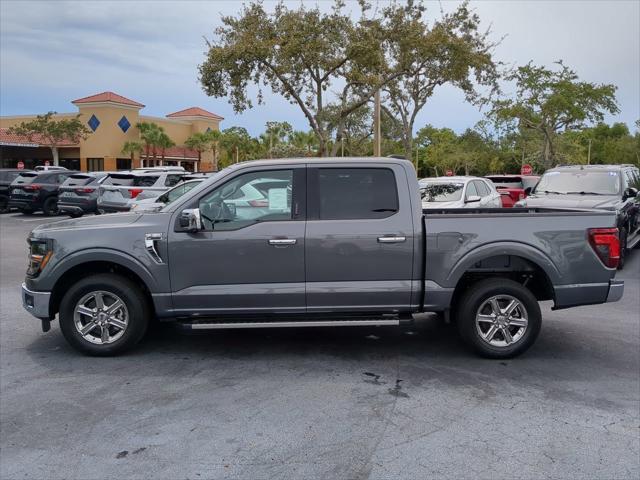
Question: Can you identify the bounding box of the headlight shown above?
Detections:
[27,238,53,277]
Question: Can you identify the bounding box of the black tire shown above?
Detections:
[20,208,34,215]
[59,273,150,356]
[0,196,9,213]
[69,211,83,218]
[618,228,627,270]
[42,197,59,216]
[456,278,541,359]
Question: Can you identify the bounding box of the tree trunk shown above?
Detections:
[235,146,239,163]
[212,145,218,171]
[51,147,59,167]
[542,129,556,169]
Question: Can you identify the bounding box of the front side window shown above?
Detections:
[475,180,490,197]
[199,169,293,231]
[465,181,478,199]
[317,168,398,219]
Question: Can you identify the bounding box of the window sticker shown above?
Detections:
[268,188,288,210]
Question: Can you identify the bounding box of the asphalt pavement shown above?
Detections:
[1,211,639,480]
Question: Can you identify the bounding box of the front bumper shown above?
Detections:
[21,283,52,319]
[606,279,624,303]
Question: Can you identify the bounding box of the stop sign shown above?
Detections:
[521,164,533,175]
[445,169,454,176]
[17,161,25,170]
[44,160,50,167]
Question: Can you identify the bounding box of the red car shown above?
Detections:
[485,175,540,207]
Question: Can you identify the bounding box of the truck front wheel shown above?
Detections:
[59,274,150,356]
[456,278,541,359]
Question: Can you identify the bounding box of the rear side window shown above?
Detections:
[165,174,182,187]
[316,168,398,220]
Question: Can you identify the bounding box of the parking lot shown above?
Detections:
[1,211,639,479]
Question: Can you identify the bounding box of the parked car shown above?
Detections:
[58,172,110,218]
[21,157,624,359]
[8,170,76,215]
[34,166,68,172]
[420,176,501,209]
[485,175,540,207]
[516,164,640,268]
[130,179,204,213]
[97,170,184,213]
[0,169,31,213]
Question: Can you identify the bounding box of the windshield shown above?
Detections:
[421,182,464,202]
[534,171,620,195]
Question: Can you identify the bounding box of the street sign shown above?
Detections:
[521,164,533,175]
[445,169,454,176]
[17,161,25,170]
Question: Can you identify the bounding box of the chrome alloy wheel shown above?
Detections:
[73,291,129,345]
[475,294,528,347]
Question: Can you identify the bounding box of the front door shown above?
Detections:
[305,164,416,313]
[168,166,306,316]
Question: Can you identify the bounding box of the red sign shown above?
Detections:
[17,161,25,170]
[445,169,454,176]
[521,164,533,175]
[44,160,50,167]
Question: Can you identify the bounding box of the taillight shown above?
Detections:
[588,228,620,269]
[248,199,268,207]
[129,188,143,198]
[24,184,42,191]
[75,188,95,194]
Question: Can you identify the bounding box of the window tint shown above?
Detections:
[317,168,398,220]
[199,170,293,231]
[465,181,478,198]
[165,174,182,187]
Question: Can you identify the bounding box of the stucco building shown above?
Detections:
[0,91,223,172]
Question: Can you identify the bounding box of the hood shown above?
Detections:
[31,213,143,236]
[523,194,619,210]
[422,200,464,209]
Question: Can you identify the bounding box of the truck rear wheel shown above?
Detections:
[456,278,541,359]
[59,274,149,356]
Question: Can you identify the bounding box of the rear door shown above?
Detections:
[305,163,415,313]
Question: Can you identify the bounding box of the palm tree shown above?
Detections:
[157,133,175,165]
[184,132,210,167]
[121,141,143,169]
[289,130,317,156]
[204,130,222,171]
[136,122,164,167]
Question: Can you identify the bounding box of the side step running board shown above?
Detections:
[179,319,403,330]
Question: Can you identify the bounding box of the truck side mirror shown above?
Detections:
[179,208,203,232]
[623,187,638,200]
[465,195,481,204]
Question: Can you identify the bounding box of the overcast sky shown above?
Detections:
[1,0,638,136]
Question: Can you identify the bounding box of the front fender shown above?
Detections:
[30,248,163,293]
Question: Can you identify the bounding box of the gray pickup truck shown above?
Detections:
[21,157,624,358]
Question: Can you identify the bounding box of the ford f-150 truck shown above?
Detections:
[21,158,624,358]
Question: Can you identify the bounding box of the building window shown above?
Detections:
[87,114,100,132]
[60,159,80,171]
[118,116,131,133]
[87,158,104,171]
[116,158,132,170]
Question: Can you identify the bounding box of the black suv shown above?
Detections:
[58,172,109,217]
[0,169,31,213]
[8,170,77,216]
[518,164,640,268]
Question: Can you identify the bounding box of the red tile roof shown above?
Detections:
[72,91,144,108]
[0,128,78,147]
[142,145,201,160]
[166,107,223,120]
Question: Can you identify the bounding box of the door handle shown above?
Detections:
[377,236,406,243]
[268,238,297,246]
